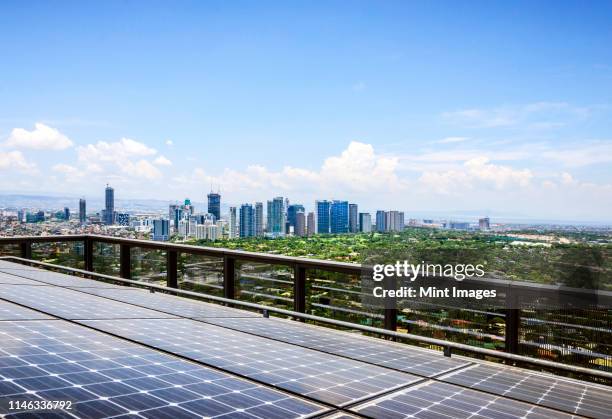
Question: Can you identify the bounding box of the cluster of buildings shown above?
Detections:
[2,185,494,242]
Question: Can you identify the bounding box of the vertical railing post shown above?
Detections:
[167,250,178,288]
[119,244,131,279]
[20,241,32,259]
[505,308,520,354]
[383,274,398,332]
[84,238,94,272]
[294,265,306,320]
[223,256,235,299]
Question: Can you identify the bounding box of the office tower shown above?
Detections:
[386,211,404,232]
[63,207,70,220]
[330,200,349,233]
[104,185,114,225]
[287,204,305,230]
[254,202,264,237]
[115,213,130,226]
[359,213,372,233]
[479,217,490,230]
[207,192,221,221]
[152,219,169,241]
[169,204,178,230]
[375,210,386,232]
[349,204,358,233]
[315,200,331,234]
[306,212,315,236]
[239,204,255,238]
[295,211,306,237]
[266,197,285,237]
[79,199,86,223]
[183,198,195,215]
[17,209,25,223]
[229,207,238,239]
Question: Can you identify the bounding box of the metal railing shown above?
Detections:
[0,234,610,377]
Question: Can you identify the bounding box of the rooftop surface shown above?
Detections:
[0,260,610,419]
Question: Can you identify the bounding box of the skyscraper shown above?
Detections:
[63,207,70,220]
[104,185,114,225]
[315,200,331,234]
[152,219,169,241]
[348,203,358,233]
[239,204,255,238]
[254,202,264,237]
[306,212,315,236]
[375,210,386,233]
[207,192,221,221]
[79,199,86,224]
[287,204,305,231]
[479,217,490,230]
[266,197,285,237]
[295,211,306,237]
[169,204,178,230]
[359,213,372,233]
[229,207,238,239]
[386,211,405,232]
[330,200,349,233]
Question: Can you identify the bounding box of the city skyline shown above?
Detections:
[0,2,611,221]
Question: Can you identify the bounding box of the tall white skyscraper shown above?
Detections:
[229,206,238,239]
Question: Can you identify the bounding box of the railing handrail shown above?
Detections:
[1,254,611,381]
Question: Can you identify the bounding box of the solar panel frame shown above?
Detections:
[0,320,330,418]
[0,267,130,289]
[79,318,423,407]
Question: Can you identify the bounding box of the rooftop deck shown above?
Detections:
[0,260,610,418]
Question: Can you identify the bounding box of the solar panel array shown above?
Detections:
[0,260,611,419]
[201,317,470,377]
[80,318,420,407]
[0,320,327,418]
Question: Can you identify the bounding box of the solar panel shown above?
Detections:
[0,267,128,289]
[0,285,178,320]
[351,380,575,419]
[0,320,329,418]
[0,300,54,321]
[201,317,471,377]
[70,287,260,319]
[0,271,45,286]
[439,363,612,418]
[79,318,421,406]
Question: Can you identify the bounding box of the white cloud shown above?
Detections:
[52,163,79,175]
[165,139,174,147]
[0,151,36,171]
[153,155,172,166]
[442,102,591,129]
[4,123,73,150]
[541,142,612,167]
[418,156,532,194]
[433,137,469,144]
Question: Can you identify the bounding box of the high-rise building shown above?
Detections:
[207,192,221,221]
[375,210,386,232]
[229,207,238,239]
[79,199,86,224]
[479,217,490,230]
[168,204,178,230]
[183,198,195,216]
[359,213,372,233]
[315,200,331,234]
[386,211,404,232]
[330,200,349,233]
[306,212,315,236]
[239,204,255,238]
[349,204,358,233]
[104,185,114,225]
[115,213,130,226]
[287,204,305,231]
[266,197,285,237]
[254,202,264,237]
[294,211,306,237]
[152,219,169,241]
[63,207,70,220]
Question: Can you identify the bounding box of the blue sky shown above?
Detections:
[0,1,611,221]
